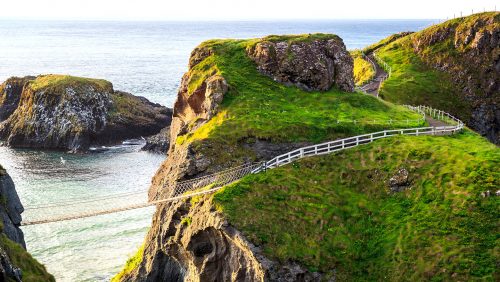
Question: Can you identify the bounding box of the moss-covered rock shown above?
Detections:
[0,75,172,152]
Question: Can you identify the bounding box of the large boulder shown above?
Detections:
[247,34,354,92]
[0,75,172,152]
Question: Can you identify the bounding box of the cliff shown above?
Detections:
[0,165,54,281]
[113,34,436,281]
[0,75,173,152]
[368,12,499,144]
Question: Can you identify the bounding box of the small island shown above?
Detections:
[0,75,172,152]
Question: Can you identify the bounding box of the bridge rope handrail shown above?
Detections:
[24,189,149,210]
[21,105,463,226]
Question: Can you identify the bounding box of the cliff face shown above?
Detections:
[0,75,172,152]
[0,76,34,122]
[0,171,24,248]
[117,35,355,281]
[0,166,54,281]
[411,12,499,144]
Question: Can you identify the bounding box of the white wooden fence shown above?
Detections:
[252,105,463,173]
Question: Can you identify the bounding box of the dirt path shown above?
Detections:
[359,53,388,97]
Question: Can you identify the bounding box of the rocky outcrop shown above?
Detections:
[120,196,325,282]
[142,126,171,154]
[0,166,54,282]
[0,171,24,248]
[247,35,354,92]
[410,13,500,144]
[118,38,332,281]
[0,75,172,152]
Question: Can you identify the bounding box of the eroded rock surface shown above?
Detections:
[0,170,24,248]
[0,75,172,152]
[121,196,326,282]
[247,35,354,92]
[0,168,25,282]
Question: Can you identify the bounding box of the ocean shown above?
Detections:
[0,19,436,281]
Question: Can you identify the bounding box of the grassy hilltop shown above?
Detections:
[177,35,423,147]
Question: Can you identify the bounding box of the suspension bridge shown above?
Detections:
[20,105,464,226]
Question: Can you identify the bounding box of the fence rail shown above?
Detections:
[253,105,463,172]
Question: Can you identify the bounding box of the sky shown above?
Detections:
[1,0,498,21]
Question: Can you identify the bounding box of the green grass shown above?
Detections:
[260,33,341,44]
[28,74,112,93]
[363,32,413,54]
[111,244,144,282]
[375,40,470,120]
[0,235,55,282]
[214,130,499,281]
[373,12,499,123]
[352,51,375,86]
[177,37,424,149]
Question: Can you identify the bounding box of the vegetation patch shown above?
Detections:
[214,131,499,281]
[375,39,469,120]
[0,235,55,282]
[28,74,112,93]
[111,244,144,282]
[352,51,375,86]
[259,33,341,44]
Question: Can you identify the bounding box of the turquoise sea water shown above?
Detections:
[0,19,436,281]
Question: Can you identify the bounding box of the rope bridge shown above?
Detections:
[21,105,464,226]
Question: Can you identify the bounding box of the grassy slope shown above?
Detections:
[369,13,499,122]
[214,131,499,281]
[0,235,55,282]
[352,51,375,86]
[178,35,423,148]
[375,41,469,119]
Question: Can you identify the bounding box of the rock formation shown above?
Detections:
[0,165,54,281]
[116,34,354,281]
[247,35,354,92]
[0,170,24,248]
[142,126,171,154]
[0,75,172,152]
